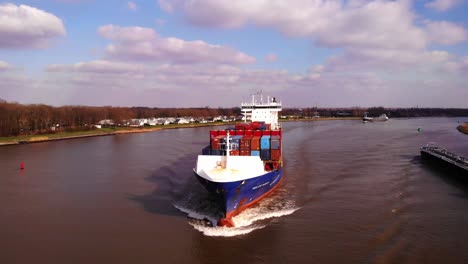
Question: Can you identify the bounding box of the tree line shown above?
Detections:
[1,100,467,137]
[0,101,239,137]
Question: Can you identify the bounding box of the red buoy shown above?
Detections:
[20,162,25,170]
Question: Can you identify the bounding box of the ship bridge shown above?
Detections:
[241,94,282,130]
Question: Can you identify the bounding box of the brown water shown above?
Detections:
[1,118,468,263]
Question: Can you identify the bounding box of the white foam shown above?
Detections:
[232,207,300,227]
[174,196,300,237]
[189,223,266,237]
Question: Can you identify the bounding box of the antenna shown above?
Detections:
[225,131,231,169]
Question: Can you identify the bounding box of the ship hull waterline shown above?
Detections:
[193,167,283,227]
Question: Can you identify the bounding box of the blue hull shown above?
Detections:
[194,167,283,218]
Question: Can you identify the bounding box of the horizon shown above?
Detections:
[2,96,468,110]
[0,1,467,108]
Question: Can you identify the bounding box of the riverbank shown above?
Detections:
[0,117,360,146]
[0,122,233,146]
[457,123,468,135]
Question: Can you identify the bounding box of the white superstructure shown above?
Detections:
[195,92,282,183]
[241,93,282,130]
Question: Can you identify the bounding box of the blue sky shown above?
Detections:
[0,0,467,107]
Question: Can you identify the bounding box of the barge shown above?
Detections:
[420,143,468,176]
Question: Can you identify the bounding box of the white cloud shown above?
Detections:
[0,61,13,71]
[97,24,255,64]
[0,3,66,49]
[440,55,468,74]
[98,24,156,42]
[159,0,427,51]
[157,0,468,98]
[127,1,137,11]
[0,52,463,107]
[158,0,468,67]
[425,0,462,11]
[46,60,147,74]
[425,21,467,45]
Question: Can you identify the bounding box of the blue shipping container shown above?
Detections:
[261,135,271,149]
[260,149,271,160]
[251,150,260,156]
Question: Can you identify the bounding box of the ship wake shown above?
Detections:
[173,189,299,237]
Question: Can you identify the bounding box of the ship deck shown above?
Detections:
[420,145,468,174]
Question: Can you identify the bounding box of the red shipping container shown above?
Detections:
[271,130,280,136]
[211,135,225,150]
[240,136,252,147]
[235,130,244,136]
[253,130,262,136]
[244,130,253,136]
[240,145,251,151]
[240,150,250,156]
[251,122,261,130]
[271,149,281,160]
[210,130,219,140]
[261,130,271,136]
[251,136,261,150]
[230,150,239,156]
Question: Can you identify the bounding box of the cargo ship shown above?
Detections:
[363,112,388,122]
[193,94,283,227]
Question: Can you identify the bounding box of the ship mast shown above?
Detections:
[225,130,231,169]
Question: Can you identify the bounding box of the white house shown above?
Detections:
[147,118,158,126]
[176,118,190,124]
[129,119,145,127]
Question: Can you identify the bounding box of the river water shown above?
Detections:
[1,118,468,263]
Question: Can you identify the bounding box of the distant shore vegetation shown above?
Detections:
[1,100,467,138]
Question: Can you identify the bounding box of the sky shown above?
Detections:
[0,0,467,108]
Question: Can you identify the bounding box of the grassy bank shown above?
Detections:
[0,117,361,146]
[0,128,117,145]
[457,123,468,135]
[0,122,233,145]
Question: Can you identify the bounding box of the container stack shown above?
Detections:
[240,136,252,156]
[251,136,261,156]
[206,129,282,161]
[260,135,271,160]
[229,135,241,156]
[270,135,281,161]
